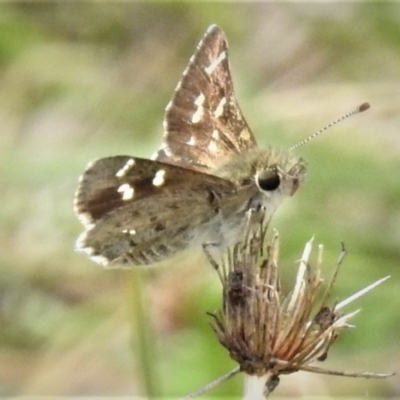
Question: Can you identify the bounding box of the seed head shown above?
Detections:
[206,211,393,396]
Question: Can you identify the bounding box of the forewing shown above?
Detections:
[154,25,257,172]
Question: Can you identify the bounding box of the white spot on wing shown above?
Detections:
[75,211,93,227]
[191,92,205,123]
[214,97,226,118]
[165,100,173,112]
[240,128,251,141]
[118,183,135,201]
[151,143,172,160]
[116,158,135,178]
[76,231,90,251]
[86,160,95,169]
[122,229,136,235]
[152,169,166,187]
[175,80,182,91]
[204,51,226,75]
[187,136,196,146]
[208,141,218,153]
[182,66,190,77]
[211,129,220,140]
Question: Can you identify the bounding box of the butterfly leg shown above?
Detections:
[202,242,222,270]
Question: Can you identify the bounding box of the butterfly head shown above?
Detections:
[255,155,306,198]
[253,149,306,203]
[214,148,306,215]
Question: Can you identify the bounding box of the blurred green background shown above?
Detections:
[0,3,399,398]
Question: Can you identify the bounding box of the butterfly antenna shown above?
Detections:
[289,102,370,151]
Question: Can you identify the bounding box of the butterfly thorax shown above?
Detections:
[195,148,307,249]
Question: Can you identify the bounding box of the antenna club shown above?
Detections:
[359,102,370,112]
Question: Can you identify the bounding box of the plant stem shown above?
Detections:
[243,374,271,400]
[130,269,159,398]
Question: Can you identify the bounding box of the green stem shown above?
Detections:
[130,269,159,398]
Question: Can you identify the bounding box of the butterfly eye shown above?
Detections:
[257,168,280,192]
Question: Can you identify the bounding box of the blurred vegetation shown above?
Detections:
[0,3,399,398]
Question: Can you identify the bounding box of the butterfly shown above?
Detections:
[74,24,306,267]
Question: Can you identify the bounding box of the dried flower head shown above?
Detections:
[205,211,393,398]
